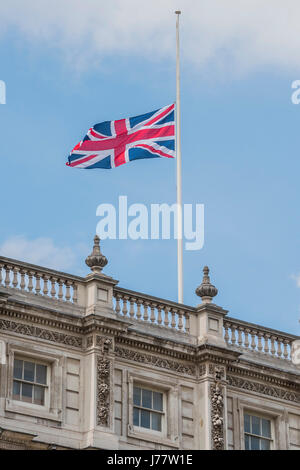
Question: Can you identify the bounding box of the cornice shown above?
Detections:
[227,363,300,389]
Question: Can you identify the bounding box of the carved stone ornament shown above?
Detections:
[210,370,225,450]
[115,346,196,376]
[85,235,108,274]
[196,266,218,303]
[96,335,112,353]
[96,351,111,427]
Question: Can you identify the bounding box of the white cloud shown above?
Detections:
[291,274,300,288]
[1,0,300,75]
[0,235,87,272]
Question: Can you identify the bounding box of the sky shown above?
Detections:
[1,0,300,335]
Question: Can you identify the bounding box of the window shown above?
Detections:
[13,358,47,406]
[244,413,272,450]
[133,386,164,432]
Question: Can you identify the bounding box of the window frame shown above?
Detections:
[12,357,50,407]
[236,399,285,450]
[5,343,63,422]
[243,411,273,450]
[133,385,165,433]
[127,371,180,448]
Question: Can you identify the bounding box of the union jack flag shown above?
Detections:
[66,104,175,169]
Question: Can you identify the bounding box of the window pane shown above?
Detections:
[142,389,152,409]
[13,359,23,379]
[245,434,250,450]
[261,438,270,450]
[262,419,271,438]
[244,414,251,433]
[152,412,162,431]
[252,416,261,436]
[251,436,260,450]
[133,407,140,426]
[13,381,21,400]
[22,383,33,403]
[141,409,150,428]
[36,364,47,385]
[23,361,35,382]
[133,387,141,406]
[34,385,44,405]
[153,392,163,411]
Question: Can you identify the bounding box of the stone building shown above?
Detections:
[0,235,299,450]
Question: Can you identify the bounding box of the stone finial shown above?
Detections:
[195,266,218,303]
[85,235,108,274]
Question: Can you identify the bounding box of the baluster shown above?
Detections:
[250,330,257,350]
[42,274,49,296]
[263,334,270,354]
[277,338,283,358]
[163,306,170,327]
[257,332,263,353]
[73,283,78,304]
[35,273,41,295]
[122,296,129,317]
[65,281,71,302]
[224,323,230,343]
[150,303,156,323]
[237,327,243,347]
[136,299,142,320]
[12,267,19,288]
[115,294,121,314]
[143,301,149,322]
[244,329,250,349]
[171,309,177,329]
[4,265,11,288]
[129,298,136,318]
[58,279,64,301]
[283,340,289,360]
[231,325,237,345]
[178,310,184,331]
[28,271,34,293]
[157,305,163,325]
[185,313,190,334]
[19,269,26,290]
[50,277,57,298]
[270,336,276,356]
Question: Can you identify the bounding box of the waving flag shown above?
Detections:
[66,104,175,169]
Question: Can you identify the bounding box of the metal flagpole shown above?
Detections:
[175,10,183,303]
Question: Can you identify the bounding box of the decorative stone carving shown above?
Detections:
[227,375,300,404]
[210,369,225,450]
[209,364,225,378]
[96,335,112,353]
[0,318,82,348]
[96,342,111,427]
[115,346,196,376]
[85,235,108,274]
[195,266,218,303]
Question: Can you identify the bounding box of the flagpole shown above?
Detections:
[175,10,183,304]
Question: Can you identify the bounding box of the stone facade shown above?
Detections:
[0,239,299,450]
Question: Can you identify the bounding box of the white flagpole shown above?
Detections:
[175,10,183,304]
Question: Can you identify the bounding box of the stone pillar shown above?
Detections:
[190,266,228,346]
[83,235,118,317]
[82,334,119,449]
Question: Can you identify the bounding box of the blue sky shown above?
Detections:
[1,1,300,335]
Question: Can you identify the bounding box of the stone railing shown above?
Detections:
[113,286,195,334]
[224,317,298,361]
[0,256,83,304]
